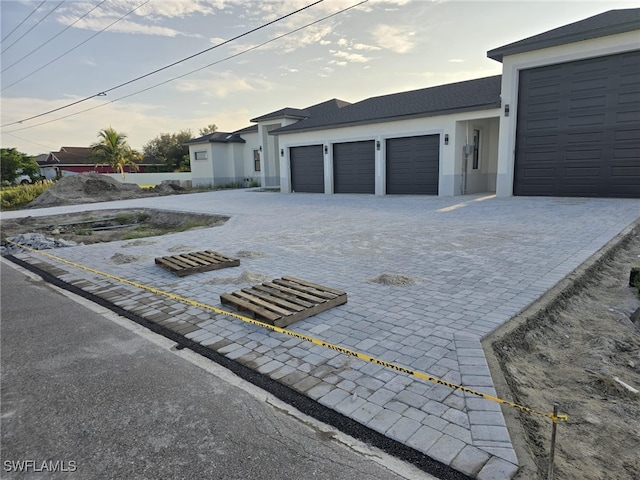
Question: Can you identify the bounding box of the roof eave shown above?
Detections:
[487,22,639,62]
[269,103,502,135]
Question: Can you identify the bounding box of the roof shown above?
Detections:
[184,131,246,145]
[233,124,259,135]
[39,147,161,166]
[488,8,640,62]
[250,98,350,123]
[271,76,502,135]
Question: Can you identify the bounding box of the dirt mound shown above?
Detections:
[26,173,180,208]
[111,253,143,264]
[206,270,270,285]
[368,273,416,286]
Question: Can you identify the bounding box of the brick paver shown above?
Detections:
[4,191,638,479]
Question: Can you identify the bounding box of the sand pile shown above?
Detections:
[27,173,180,208]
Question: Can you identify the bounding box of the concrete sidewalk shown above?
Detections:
[4,190,639,479]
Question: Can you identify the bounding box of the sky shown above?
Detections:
[1,0,637,156]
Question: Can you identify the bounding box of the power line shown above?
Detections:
[1,0,152,93]
[1,1,369,135]
[1,0,325,128]
[1,1,66,55]
[1,0,108,74]
[1,0,47,43]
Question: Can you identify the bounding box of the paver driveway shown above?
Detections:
[5,191,640,479]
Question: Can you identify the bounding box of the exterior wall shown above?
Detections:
[212,143,235,186]
[276,109,500,196]
[103,172,192,186]
[495,31,640,196]
[258,118,299,187]
[189,143,215,187]
[239,131,261,185]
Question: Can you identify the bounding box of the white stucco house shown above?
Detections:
[187,8,639,198]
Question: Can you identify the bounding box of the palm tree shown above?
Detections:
[91,127,140,179]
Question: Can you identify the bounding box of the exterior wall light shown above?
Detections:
[259,145,262,152]
[376,140,380,150]
[280,148,284,157]
[504,104,510,117]
[324,145,328,154]
[444,134,449,145]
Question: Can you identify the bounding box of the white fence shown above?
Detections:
[102,172,192,186]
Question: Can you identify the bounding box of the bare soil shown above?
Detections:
[488,227,640,480]
[2,172,228,245]
[1,208,228,245]
[25,172,186,208]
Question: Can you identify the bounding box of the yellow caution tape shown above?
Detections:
[8,240,567,423]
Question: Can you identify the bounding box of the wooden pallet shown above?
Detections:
[220,276,347,327]
[155,250,239,277]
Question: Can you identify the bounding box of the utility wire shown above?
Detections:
[1,0,325,128]
[1,0,152,93]
[1,1,66,55]
[2,0,368,135]
[1,0,108,74]
[1,0,47,43]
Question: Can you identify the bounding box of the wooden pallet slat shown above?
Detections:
[251,284,315,309]
[155,250,240,276]
[221,276,347,327]
[272,278,337,300]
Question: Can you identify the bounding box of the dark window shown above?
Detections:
[472,129,480,170]
[253,149,261,172]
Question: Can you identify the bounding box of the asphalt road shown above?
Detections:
[1,260,432,480]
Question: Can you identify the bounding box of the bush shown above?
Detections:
[0,180,54,210]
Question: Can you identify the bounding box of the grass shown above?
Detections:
[0,180,54,210]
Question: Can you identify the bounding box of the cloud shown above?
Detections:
[56,0,223,37]
[449,59,466,63]
[337,38,349,46]
[353,43,382,51]
[332,51,371,63]
[173,71,274,98]
[373,24,415,53]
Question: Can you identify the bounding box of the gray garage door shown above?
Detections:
[290,145,324,193]
[514,50,640,198]
[386,135,439,194]
[333,141,375,193]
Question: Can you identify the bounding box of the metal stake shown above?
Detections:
[548,403,559,480]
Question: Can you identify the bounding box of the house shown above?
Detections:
[37,146,163,178]
[185,99,350,188]
[191,8,640,198]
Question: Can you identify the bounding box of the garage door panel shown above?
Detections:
[515,51,640,198]
[386,135,439,195]
[333,141,375,194]
[290,145,324,193]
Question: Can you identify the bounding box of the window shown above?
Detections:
[253,149,261,172]
[472,129,480,170]
[195,151,207,160]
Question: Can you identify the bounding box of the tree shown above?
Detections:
[199,123,217,136]
[142,129,193,172]
[0,148,39,183]
[90,127,140,179]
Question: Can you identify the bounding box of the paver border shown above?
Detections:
[7,253,473,480]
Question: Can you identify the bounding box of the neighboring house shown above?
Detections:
[191,8,639,198]
[37,146,163,178]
